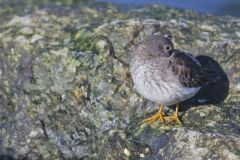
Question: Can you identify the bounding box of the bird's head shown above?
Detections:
[139,35,174,58]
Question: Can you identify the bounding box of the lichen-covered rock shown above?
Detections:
[0,1,239,159]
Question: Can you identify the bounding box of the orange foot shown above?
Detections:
[142,104,165,124]
[164,103,182,125]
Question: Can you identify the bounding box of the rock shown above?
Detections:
[0,1,239,160]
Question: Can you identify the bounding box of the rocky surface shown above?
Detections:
[0,0,240,159]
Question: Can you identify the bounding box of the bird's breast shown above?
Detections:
[130,63,200,106]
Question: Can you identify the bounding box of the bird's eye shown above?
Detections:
[165,45,170,51]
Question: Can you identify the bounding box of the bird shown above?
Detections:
[129,34,217,125]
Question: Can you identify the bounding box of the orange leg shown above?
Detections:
[164,103,182,125]
[142,104,165,124]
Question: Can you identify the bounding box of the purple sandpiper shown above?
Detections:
[130,34,217,124]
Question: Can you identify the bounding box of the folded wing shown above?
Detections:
[169,50,217,88]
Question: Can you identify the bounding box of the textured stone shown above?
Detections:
[0,0,239,159]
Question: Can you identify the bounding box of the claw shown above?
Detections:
[164,115,182,124]
[142,105,165,124]
[142,103,182,125]
[164,103,182,125]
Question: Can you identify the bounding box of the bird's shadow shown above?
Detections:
[177,55,229,112]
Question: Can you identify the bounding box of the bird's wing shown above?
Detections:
[169,51,217,88]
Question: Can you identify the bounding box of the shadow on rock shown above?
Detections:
[179,55,229,112]
[0,154,15,160]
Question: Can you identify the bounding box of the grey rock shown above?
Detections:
[0,1,239,160]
